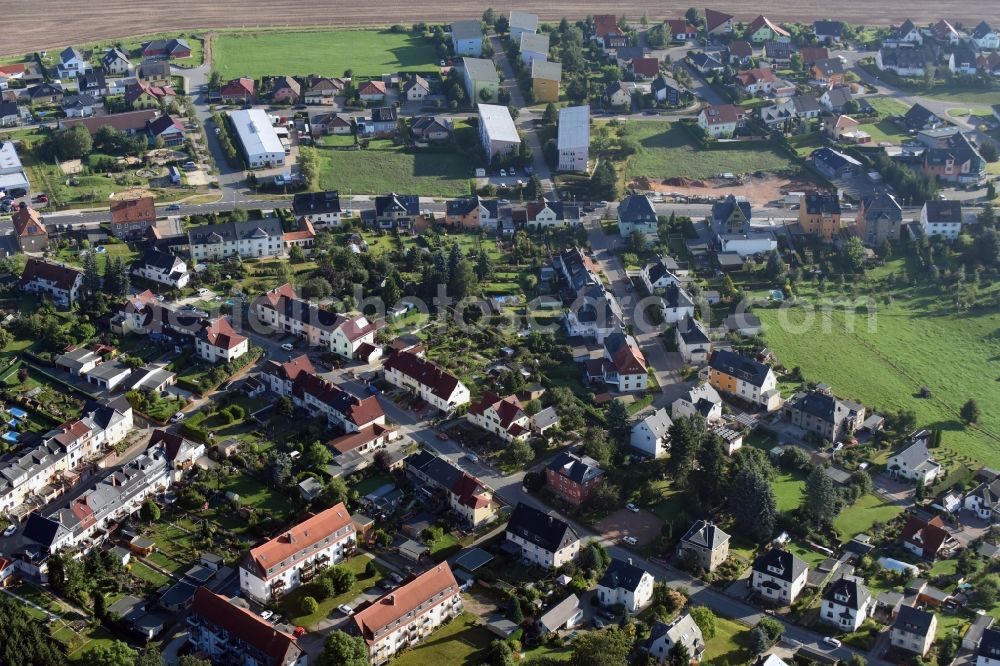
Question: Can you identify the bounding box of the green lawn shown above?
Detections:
[619,121,796,181]
[212,29,437,78]
[215,472,295,515]
[315,145,476,197]
[700,617,753,666]
[857,120,909,145]
[756,274,1000,468]
[316,134,357,147]
[865,96,910,117]
[772,469,807,513]
[130,561,171,588]
[833,493,904,540]
[282,554,384,629]
[391,613,493,666]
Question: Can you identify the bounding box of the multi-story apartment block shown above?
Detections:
[353,564,463,665]
[545,452,605,506]
[187,218,285,262]
[708,350,781,411]
[504,502,581,569]
[382,350,470,413]
[253,284,381,359]
[404,450,497,527]
[188,588,306,666]
[239,502,356,603]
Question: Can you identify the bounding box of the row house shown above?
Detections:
[504,502,581,569]
[445,196,499,231]
[0,397,133,516]
[382,350,470,414]
[188,588,306,666]
[187,218,285,261]
[239,503,356,603]
[404,450,497,527]
[252,283,381,359]
[353,564,463,665]
[261,354,385,433]
[466,392,529,442]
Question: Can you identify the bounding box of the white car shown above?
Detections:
[622,536,638,546]
[625,503,640,513]
[170,411,185,422]
[3,524,16,537]
[281,343,294,351]
[197,288,210,296]
[259,610,274,621]
[822,637,842,649]
[338,604,354,616]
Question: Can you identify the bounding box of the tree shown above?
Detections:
[765,251,787,282]
[606,399,630,444]
[757,616,785,645]
[961,399,980,425]
[543,103,558,125]
[728,468,777,541]
[52,124,93,159]
[685,7,700,25]
[301,595,319,615]
[507,438,535,467]
[508,594,524,623]
[326,565,357,594]
[571,626,634,666]
[317,631,369,666]
[488,640,516,666]
[140,497,160,522]
[690,435,727,513]
[305,441,332,471]
[582,427,614,467]
[91,589,106,619]
[584,542,611,574]
[449,258,477,301]
[689,606,717,640]
[324,477,350,506]
[847,655,867,666]
[667,416,704,485]
[482,7,496,27]
[840,236,867,273]
[974,575,1000,608]
[590,159,619,200]
[748,626,772,654]
[801,466,840,528]
[82,641,136,666]
[136,648,165,666]
[669,642,691,666]
[0,595,67,666]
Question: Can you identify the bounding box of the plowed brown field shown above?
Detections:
[1,1,992,58]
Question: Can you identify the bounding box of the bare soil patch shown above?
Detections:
[59,159,82,175]
[0,1,988,58]
[640,173,820,208]
[595,508,663,546]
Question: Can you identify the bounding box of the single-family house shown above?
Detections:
[705,9,734,35]
[597,558,654,612]
[888,434,943,485]
[504,503,581,569]
[675,315,712,365]
[137,61,171,86]
[678,520,730,572]
[920,199,964,241]
[629,57,660,80]
[752,548,809,604]
[698,104,744,138]
[271,76,301,104]
[11,203,48,253]
[402,75,430,102]
[146,115,185,146]
[20,258,83,308]
[647,613,706,664]
[708,349,780,410]
[606,80,636,107]
[537,595,583,635]
[973,21,1000,50]
[131,249,189,288]
[651,74,684,106]
[746,15,790,43]
[688,52,724,75]
[814,20,845,44]
[821,577,872,632]
[631,408,672,458]
[445,196,499,230]
[57,47,87,78]
[964,479,1000,522]
[901,514,952,559]
[891,606,937,657]
[405,450,497,527]
[665,19,699,41]
[467,392,529,442]
[358,106,398,137]
[950,45,979,75]
[661,284,695,324]
[141,38,191,59]
[930,19,963,45]
[812,58,845,85]
[304,76,346,105]
[102,48,131,75]
[219,77,255,104]
[617,193,658,238]
[811,146,862,179]
[311,112,353,137]
[924,133,985,185]
[671,383,723,422]
[292,191,342,227]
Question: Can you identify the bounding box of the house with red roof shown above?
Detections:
[11,203,47,252]
[282,217,316,254]
[252,283,382,359]
[382,350,471,413]
[0,556,15,587]
[110,196,156,238]
[353,564,462,664]
[261,354,385,432]
[732,67,777,95]
[592,15,624,40]
[219,77,255,104]
[195,317,248,364]
[698,104,745,138]
[629,57,660,80]
[327,423,398,457]
[238,503,356,603]
[124,82,176,109]
[586,329,648,393]
[704,8,734,35]
[665,20,699,41]
[188,588,307,664]
[20,258,83,309]
[900,515,954,559]
[405,450,497,526]
[466,392,530,442]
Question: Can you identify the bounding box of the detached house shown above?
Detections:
[304,76,346,105]
[901,514,952,559]
[799,191,843,240]
[675,315,711,365]
[57,47,87,78]
[973,21,1000,50]
[782,387,866,443]
[752,548,809,604]
[467,392,529,442]
[20,259,83,308]
[504,503,581,569]
[678,520,730,572]
[445,196,499,230]
[857,190,903,246]
[219,77,255,104]
[292,191,342,227]
[271,76,301,104]
[665,19,699,41]
[671,383,723,423]
[964,479,1000,522]
[509,11,539,41]
[746,15,790,43]
[979,629,1000,665]
[821,577,872,632]
[586,329,648,393]
[661,283,695,324]
[924,133,985,185]
[195,317,248,364]
[920,199,964,241]
[11,203,48,253]
[383,350,470,413]
[698,104,744,138]
[888,435,943,485]
[597,558,654,612]
[405,450,496,527]
[647,613,706,664]
[631,408,672,458]
[617,194,658,238]
[110,196,157,239]
[102,48,131,75]
[814,20,845,44]
[876,45,931,76]
[131,249,189,289]
[545,451,605,506]
[705,8,734,35]
[891,606,937,657]
[708,349,780,411]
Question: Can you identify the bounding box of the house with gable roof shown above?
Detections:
[752,548,808,604]
[705,8,734,35]
[545,451,605,506]
[782,387,866,442]
[900,514,953,559]
[586,329,648,393]
[188,217,284,261]
[891,605,937,656]
[504,502,581,568]
[383,350,470,413]
[821,576,872,632]
[196,317,248,364]
[746,15,790,43]
[598,558,654,611]
[671,383,723,423]
[647,613,706,664]
[973,21,1000,49]
[20,258,83,308]
[708,349,780,411]
[618,194,658,238]
[11,203,47,253]
[631,407,672,458]
[675,315,712,365]
[405,450,497,526]
[888,434,942,485]
[467,392,529,442]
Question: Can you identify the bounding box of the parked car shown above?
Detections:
[170,411,185,422]
[435,431,449,441]
[3,524,16,537]
[337,604,353,616]
[166,203,181,211]
[822,637,842,649]
[197,288,210,296]
[259,610,274,621]
[465,453,479,464]
[293,626,305,637]
[622,536,638,546]
[625,503,640,513]
[281,343,295,351]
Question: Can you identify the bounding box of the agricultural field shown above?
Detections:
[617,121,797,182]
[755,267,1000,468]
[211,29,437,79]
[314,146,475,197]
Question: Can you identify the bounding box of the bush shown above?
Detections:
[301,596,319,615]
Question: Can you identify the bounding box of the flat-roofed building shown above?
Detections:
[557,106,589,172]
[478,103,521,158]
[228,108,285,169]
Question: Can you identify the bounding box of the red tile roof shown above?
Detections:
[611,338,647,375]
[383,350,462,401]
[199,317,247,350]
[0,64,26,77]
[60,110,158,135]
[799,47,830,65]
[11,204,46,238]
[593,15,624,38]
[353,564,459,643]
[734,67,776,87]
[700,104,744,125]
[665,20,698,35]
[110,196,156,226]
[359,80,386,95]
[704,8,733,33]
[468,392,526,430]
[630,57,660,77]
[728,40,753,57]
[344,396,385,428]
[190,588,302,664]
[246,503,354,579]
[900,515,950,556]
[221,77,255,98]
[270,354,316,382]
[327,423,394,455]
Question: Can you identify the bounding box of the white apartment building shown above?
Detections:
[630,408,672,458]
[557,106,590,171]
[239,502,356,603]
[505,503,581,569]
[187,218,285,262]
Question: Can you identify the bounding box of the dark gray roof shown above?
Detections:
[446,196,498,218]
[804,191,841,215]
[0,102,18,117]
[922,200,962,224]
[292,191,341,216]
[506,502,578,554]
[980,628,1000,660]
[546,451,603,485]
[187,218,283,246]
[823,577,871,610]
[374,193,419,217]
[712,195,751,225]
[787,390,848,424]
[791,95,822,114]
[676,316,710,345]
[895,19,917,38]
[617,194,657,224]
[753,548,808,583]
[662,283,693,309]
[904,103,941,129]
[135,249,183,272]
[370,106,397,123]
[709,350,771,386]
[598,558,650,593]
[680,520,730,550]
[973,21,995,40]
[814,20,844,37]
[22,513,62,548]
[861,191,902,222]
[894,605,935,637]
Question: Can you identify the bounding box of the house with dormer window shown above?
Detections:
[821,577,872,631]
[751,548,808,604]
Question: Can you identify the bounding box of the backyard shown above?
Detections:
[616,121,797,182]
[699,616,754,666]
[281,553,385,629]
[211,29,437,78]
[314,145,476,197]
[391,613,492,666]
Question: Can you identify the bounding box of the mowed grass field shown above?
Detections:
[756,278,1000,467]
[315,147,474,197]
[621,121,796,180]
[211,29,437,78]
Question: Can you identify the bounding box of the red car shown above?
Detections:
[293,626,305,638]
[435,432,449,441]
[35,194,48,203]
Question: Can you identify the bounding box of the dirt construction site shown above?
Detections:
[631,174,820,208]
[0,0,990,57]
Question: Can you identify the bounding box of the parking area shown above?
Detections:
[595,507,664,547]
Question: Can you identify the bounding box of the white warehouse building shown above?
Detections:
[557,105,590,172]
[228,108,285,169]
[478,103,521,159]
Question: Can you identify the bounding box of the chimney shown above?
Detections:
[627,558,633,566]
